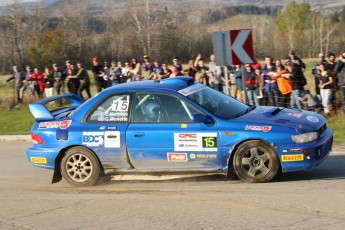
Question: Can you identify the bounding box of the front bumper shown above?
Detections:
[278,128,333,173]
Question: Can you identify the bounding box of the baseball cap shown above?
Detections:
[289,50,295,54]
[92,57,98,62]
[52,63,57,67]
[143,55,149,59]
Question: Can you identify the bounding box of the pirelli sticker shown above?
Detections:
[282,154,304,162]
[30,157,47,164]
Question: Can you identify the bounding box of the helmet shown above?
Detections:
[143,100,160,121]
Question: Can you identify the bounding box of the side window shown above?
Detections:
[131,93,200,123]
[88,94,131,122]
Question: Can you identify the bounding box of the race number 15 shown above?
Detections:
[202,137,217,148]
[112,100,129,112]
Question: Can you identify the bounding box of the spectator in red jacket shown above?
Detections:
[29,67,45,99]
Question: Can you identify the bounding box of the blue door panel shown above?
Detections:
[126,123,222,170]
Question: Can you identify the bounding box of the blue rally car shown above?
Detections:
[27,77,333,186]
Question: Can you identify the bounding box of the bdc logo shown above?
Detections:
[83,135,101,143]
[82,132,105,146]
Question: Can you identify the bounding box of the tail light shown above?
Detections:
[31,133,44,144]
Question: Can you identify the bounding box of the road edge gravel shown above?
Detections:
[0,135,31,142]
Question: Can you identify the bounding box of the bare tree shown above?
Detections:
[2,0,28,67]
[127,0,160,57]
[29,2,46,67]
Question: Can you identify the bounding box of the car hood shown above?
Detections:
[232,106,325,132]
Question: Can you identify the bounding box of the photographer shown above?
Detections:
[335,50,345,113]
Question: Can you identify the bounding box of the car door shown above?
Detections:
[84,93,132,169]
[126,92,222,170]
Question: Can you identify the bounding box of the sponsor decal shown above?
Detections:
[181,124,188,128]
[287,113,303,118]
[282,149,289,153]
[174,133,217,151]
[282,154,304,162]
[195,154,217,159]
[38,120,72,129]
[245,125,272,132]
[106,126,117,130]
[100,126,106,130]
[82,132,104,147]
[189,153,217,159]
[59,120,72,129]
[306,116,319,123]
[30,157,47,164]
[167,153,188,162]
[39,121,59,129]
[179,134,197,138]
[290,147,302,152]
[104,131,120,148]
[178,84,206,96]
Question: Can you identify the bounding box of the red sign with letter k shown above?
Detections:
[230,30,254,65]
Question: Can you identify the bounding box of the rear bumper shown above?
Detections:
[279,128,333,173]
[26,146,60,169]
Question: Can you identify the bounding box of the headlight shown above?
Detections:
[292,132,318,144]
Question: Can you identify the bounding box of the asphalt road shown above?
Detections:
[1,141,345,230]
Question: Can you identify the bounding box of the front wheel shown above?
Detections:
[233,140,280,183]
[61,147,101,187]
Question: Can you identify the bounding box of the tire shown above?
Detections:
[60,147,101,187]
[233,140,280,183]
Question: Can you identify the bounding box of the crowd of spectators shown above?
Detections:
[6,49,345,116]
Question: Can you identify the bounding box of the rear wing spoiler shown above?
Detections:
[29,93,84,121]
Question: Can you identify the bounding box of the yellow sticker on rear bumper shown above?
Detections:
[31,157,47,164]
[282,154,304,162]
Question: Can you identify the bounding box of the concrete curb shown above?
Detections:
[0,135,31,142]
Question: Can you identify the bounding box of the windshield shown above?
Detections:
[180,84,249,119]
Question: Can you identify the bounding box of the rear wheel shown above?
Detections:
[61,147,101,187]
[233,140,280,183]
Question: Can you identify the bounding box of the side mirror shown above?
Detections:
[191,113,214,124]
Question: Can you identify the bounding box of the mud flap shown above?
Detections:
[52,167,62,184]
[225,166,237,181]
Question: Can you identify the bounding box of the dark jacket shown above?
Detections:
[244,70,256,90]
[43,73,55,88]
[335,60,345,87]
[75,68,90,83]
